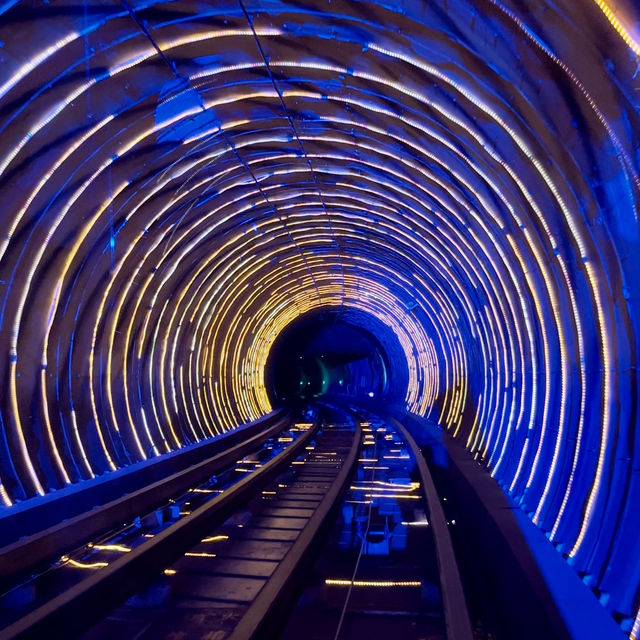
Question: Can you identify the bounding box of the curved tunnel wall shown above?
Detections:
[0,0,638,634]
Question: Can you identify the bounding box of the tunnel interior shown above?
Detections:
[0,0,639,637]
[266,307,408,405]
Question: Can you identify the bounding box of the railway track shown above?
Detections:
[0,415,316,639]
[0,409,472,640]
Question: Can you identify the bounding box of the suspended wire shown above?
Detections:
[237,0,347,305]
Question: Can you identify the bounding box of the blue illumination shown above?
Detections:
[0,2,637,636]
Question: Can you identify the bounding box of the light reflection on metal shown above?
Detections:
[88,544,131,553]
[61,556,109,570]
[201,535,229,543]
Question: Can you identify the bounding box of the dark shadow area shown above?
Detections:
[265,307,409,409]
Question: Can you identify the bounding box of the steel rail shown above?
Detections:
[228,421,363,640]
[0,412,288,583]
[388,416,474,640]
[0,419,320,640]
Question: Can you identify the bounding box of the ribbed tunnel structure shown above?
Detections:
[0,0,639,636]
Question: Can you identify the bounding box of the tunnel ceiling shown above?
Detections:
[0,0,639,634]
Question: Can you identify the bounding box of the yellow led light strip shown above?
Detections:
[325,579,421,587]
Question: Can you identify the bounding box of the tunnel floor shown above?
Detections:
[71,410,457,640]
[278,414,446,640]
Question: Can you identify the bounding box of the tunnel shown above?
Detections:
[265,307,407,403]
[0,0,638,638]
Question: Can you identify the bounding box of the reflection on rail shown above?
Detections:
[0,411,473,640]
[280,417,462,640]
[0,421,314,638]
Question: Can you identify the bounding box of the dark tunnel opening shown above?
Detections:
[265,307,409,407]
